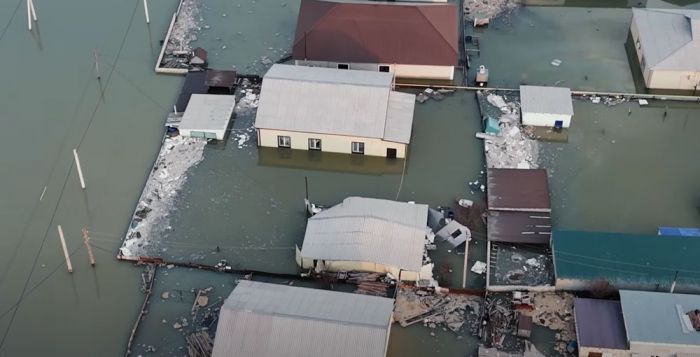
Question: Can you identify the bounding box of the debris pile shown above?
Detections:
[231,83,260,148]
[580,94,628,106]
[394,286,482,335]
[186,331,214,357]
[464,0,519,21]
[479,294,517,348]
[120,136,207,258]
[517,292,575,354]
[417,88,455,104]
[160,0,203,70]
[477,91,539,169]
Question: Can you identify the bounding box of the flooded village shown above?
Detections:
[1,0,700,356]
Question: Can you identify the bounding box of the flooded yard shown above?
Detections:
[0,0,699,355]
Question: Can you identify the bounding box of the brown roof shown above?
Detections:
[193,47,208,61]
[487,169,551,212]
[293,0,458,66]
[487,211,551,244]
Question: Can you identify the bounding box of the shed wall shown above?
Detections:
[522,112,572,128]
[258,128,407,158]
[630,341,700,357]
[179,128,225,140]
[295,60,455,80]
[649,70,700,90]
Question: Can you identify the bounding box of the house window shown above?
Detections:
[337,63,349,70]
[351,141,365,154]
[277,135,291,148]
[379,65,390,72]
[308,138,322,151]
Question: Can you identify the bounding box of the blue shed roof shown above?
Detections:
[658,227,700,237]
[620,290,700,346]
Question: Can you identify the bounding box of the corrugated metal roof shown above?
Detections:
[552,230,700,291]
[519,85,573,116]
[487,169,551,212]
[301,197,428,272]
[255,65,415,144]
[632,8,700,71]
[212,281,393,357]
[293,0,458,66]
[180,94,236,131]
[620,290,700,346]
[487,211,551,244]
[574,298,628,350]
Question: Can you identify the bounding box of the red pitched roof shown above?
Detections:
[293,0,459,66]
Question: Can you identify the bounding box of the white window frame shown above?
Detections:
[308,138,322,151]
[351,141,365,154]
[277,135,291,148]
[378,65,390,73]
[337,63,349,70]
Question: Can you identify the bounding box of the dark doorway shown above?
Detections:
[386,148,397,159]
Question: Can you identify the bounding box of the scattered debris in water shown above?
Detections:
[394,285,482,335]
[416,88,455,104]
[464,0,519,21]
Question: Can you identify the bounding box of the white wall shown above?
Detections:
[630,341,700,357]
[295,60,455,81]
[300,259,421,281]
[649,70,700,90]
[522,112,572,128]
[257,128,407,158]
[179,128,225,140]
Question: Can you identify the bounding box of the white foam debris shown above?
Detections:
[120,136,207,258]
[464,0,518,21]
[471,261,487,274]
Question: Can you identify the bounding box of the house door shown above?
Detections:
[588,353,603,357]
[386,148,397,159]
[554,120,564,129]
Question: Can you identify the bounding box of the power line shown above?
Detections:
[0,0,22,44]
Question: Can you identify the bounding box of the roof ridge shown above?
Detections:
[415,6,459,56]
[651,37,695,70]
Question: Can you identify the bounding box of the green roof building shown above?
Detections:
[552,230,700,293]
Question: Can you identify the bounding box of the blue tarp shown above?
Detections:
[658,227,700,237]
[484,116,500,134]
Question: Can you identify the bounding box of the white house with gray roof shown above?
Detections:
[620,290,700,357]
[297,197,429,281]
[255,64,416,158]
[212,280,394,357]
[631,8,700,90]
[520,85,574,128]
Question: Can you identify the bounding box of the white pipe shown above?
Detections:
[57,225,74,273]
[73,149,86,190]
[29,0,37,22]
[143,0,150,24]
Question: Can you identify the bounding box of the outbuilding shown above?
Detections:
[212,280,394,357]
[178,94,236,140]
[520,85,574,129]
[573,298,629,357]
[620,290,700,357]
[630,8,700,90]
[293,0,458,81]
[297,197,429,281]
[255,64,416,158]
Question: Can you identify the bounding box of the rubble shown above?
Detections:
[477,91,539,169]
[464,0,518,21]
[394,286,482,335]
[159,0,203,70]
[120,136,207,257]
[517,292,576,354]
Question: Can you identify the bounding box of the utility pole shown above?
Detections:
[143,0,150,24]
[57,225,73,273]
[27,0,37,31]
[93,51,101,81]
[73,149,86,189]
[82,227,96,266]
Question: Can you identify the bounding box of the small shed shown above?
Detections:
[190,47,208,67]
[178,94,236,140]
[573,298,629,357]
[520,85,574,128]
[212,280,394,357]
[205,69,237,94]
[298,196,429,281]
[517,314,533,338]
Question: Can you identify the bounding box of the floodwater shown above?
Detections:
[1,0,699,356]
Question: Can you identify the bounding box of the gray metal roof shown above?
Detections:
[620,290,700,346]
[255,64,415,144]
[632,8,700,71]
[301,197,428,272]
[212,280,394,357]
[574,298,628,350]
[519,85,573,116]
[179,94,236,132]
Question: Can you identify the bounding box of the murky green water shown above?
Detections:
[1,0,699,355]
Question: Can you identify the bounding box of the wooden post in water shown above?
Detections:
[26,0,32,31]
[94,51,101,80]
[57,225,73,273]
[73,149,86,189]
[82,227,96,266]
[143,0,150,24]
